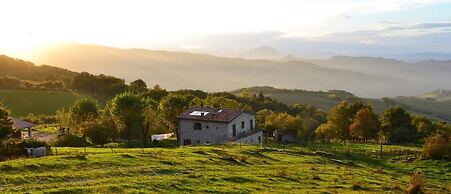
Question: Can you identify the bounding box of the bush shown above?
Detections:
[0,139,50,160]
[53,134,90,147]
[83,123,113,147]
[0,138,25,160]
[422,134,450,160]
[407,171,424,194]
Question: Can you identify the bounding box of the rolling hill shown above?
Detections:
[0,55,77,81]
[26,43,419,98]
[0,89,88,117]
[281,55,451,96]
[231,86,451,122]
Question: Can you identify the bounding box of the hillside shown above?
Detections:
[0,55,76,81]
[281,55,451,95]
[231,86,451,122]
[239,46,283,60]
[1,143,449,193]
[26,43,419,98]
[420,89,451,101]
[0,89,88,117]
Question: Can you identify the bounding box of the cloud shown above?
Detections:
[387,21,451,30]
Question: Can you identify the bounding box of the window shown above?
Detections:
[232,124,236,137]
[183,139,192,145]
[206,125,209,129]
[194,123,202,130]
[250,119,254,130]
[241,121,245,129]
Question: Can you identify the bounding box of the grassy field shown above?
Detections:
[0,89,89,117]
[0,142,449,193]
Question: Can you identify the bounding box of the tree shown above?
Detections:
[257,91,265,101]
[411,115,434,140]
[256,109,273,129]
[315,123,337,141]
[0,103,13,141]
[55,108,71,129]
[264,112,304,140]
[69,98,99,126]
[80,120,113,147]
[142,87,169,102]
[422,133,450,160]
[380,106,416,143]
[108,92,150,145]
[143,103,160,146]
[204,96,241,109]
[433,121,451,137]
[349,106,380,142]
[159,94,192,143]
[315,101,352,141]
[129,79,148,93]
[239,89,252,98]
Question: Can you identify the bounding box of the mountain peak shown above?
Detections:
[239,46,282,60]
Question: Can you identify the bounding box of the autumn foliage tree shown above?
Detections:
[349,106,380,142]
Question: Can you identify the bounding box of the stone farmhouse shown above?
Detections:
[178,107,263,146]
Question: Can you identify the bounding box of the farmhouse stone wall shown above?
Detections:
[234,131,263,145]
[226,112,256,138]
[179,112,257,146]
[179,119,228,145]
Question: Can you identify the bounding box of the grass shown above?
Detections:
[1,142,450,193]
[0,89,89,117]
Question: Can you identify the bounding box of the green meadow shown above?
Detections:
[1,142,449,193]
[0,89,88,117]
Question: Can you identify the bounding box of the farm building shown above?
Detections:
[11,118,36,139]
[178,107,263,146]
[273,129,297,144]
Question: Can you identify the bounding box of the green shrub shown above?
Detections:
[0,138,25,160]
[53,134,90,147]
[422,134,450,160]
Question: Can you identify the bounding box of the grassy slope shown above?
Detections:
[0,89,89,117]
[0,143,449,193]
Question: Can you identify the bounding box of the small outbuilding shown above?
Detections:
[11,118,36,139]
[273,129,297,144]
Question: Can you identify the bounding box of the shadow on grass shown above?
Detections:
[223,176,255,183]
[241,150,280,161]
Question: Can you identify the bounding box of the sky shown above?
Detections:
[1,0,451,58]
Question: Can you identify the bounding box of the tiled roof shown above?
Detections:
[178,107,251,123]
[11,118,35,129]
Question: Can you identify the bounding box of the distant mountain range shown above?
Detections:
[23,43,450,98]
[240,46,451,62]
[239,46,284,60]
[387,52,451,62]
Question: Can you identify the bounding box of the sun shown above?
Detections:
[0,34,54,58]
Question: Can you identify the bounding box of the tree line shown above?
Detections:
[49,86,327,147]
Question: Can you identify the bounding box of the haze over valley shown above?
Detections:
[25,43,450,98]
